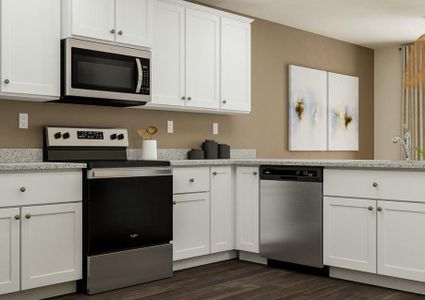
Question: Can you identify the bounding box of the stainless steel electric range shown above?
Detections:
[44,126,173,295]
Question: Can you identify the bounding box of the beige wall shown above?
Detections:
[374,46,402,160]
[0,18,374,159]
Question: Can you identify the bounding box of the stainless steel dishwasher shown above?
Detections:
[260,166,323,268]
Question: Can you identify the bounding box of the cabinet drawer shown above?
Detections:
[0,171,82,207]
[173,167,210,194]
[324,169,425,202]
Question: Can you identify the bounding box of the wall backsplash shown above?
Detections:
[0,18,374,159]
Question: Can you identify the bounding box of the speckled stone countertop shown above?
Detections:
[0,162,86,171]
[170,159,425,170]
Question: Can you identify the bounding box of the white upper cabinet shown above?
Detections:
[235,167,260,253]
[185,8,220,110]
[21,203,82,290]
[116,0,153,47]
[148,0,253,114]
[152,0,185,107]
[377,201,425,282]
[62,0,153,48]
[210,167,234,253]
[0,0,60,99]
[221,17,251,112]
[0,208,20,296]
[64,0,115,42]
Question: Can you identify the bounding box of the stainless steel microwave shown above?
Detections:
[59,38,151,107]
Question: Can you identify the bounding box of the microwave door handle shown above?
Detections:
[136,58,142,93]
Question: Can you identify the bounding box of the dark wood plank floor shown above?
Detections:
[55,260,425,300]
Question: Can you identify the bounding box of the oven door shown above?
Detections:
[62,38,151,106]
[86,168,172,256]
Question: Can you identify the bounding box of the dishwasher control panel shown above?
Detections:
[260,166,323,182]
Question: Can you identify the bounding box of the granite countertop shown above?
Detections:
[0,162,87,171]
[170,159,425,170]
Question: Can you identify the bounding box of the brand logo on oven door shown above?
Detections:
[130,233,140,239]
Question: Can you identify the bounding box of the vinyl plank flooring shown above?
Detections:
[54,260,425,300]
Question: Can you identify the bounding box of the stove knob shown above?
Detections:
[110,134,117,140]
[54,132,62,139]
[117,134,125,140]
[63,132,70,139]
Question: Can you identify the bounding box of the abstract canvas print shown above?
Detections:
[289,65,328,151]
[328,73,359,151]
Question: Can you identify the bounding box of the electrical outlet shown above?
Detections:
[19,113,28,129]
[213,122,219,135]
[167,120,174,134]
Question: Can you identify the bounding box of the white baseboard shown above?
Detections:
[239,251,267,265]
[0,281,76,300]
[330,267,425,295]
[173,251,238,271]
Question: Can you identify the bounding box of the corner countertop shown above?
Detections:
[0,162,87,171]
[170,159,425,170]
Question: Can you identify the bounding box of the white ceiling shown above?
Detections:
[196,0,425,49]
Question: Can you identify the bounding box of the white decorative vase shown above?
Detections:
[142,140,157,160]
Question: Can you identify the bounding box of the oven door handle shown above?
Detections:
[136,58,143,93]
[88,167,172,179]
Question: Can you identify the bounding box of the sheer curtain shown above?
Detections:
[402,44,424,160]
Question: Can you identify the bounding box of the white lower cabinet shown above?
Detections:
[21,203,82,290]
[324,194,425,283]
[324,197,377,273]
[173,192,210,261]
[210,167,234,253]
[235,167,259,253]
[378,201,425,282]
[0,208,20,295]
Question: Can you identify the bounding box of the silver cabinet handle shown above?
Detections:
[4,79,10,84]
[222,100,227,104]
[118,30,123,35]
[173,200,177,205]
[20,187,26,192]
[373,182,378,188]
[189,178,195,183]
[253,171,258,176]
[212,171,217,176]
[377,207,383,212]
[368,206,374,211]
[14,215,20,220]
[187,97,192,101]
[25,214,31,219]
[110,29,115,34]
[181,96,186,100]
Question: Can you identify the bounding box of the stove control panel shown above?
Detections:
[46,127,129,147]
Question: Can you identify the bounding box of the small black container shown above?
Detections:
[188,149,205,160]
[218,144,230,159]
[202,140,218,159]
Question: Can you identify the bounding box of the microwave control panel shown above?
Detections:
[140,58,150,95]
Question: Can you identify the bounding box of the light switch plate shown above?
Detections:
[19,113,28,129]
[167,120,174,134]
[213,122,219,135]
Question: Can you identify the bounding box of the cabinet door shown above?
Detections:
[21,203,82,290]
[185,8,220,110]
[211,167,234,253]
[221,18,251,112]
[0,208,20,296]
[69,0,115,42]
[1,0,60,97]
[151,0,185,107]
[173,192,210,261]
[116,0,153,48]
[378,201,425,282]
[235,167,259,253]
[323,197,377,273]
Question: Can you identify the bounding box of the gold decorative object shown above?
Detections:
[137,126,158,140]
[295,98,305,121]
[404,34,425,88]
